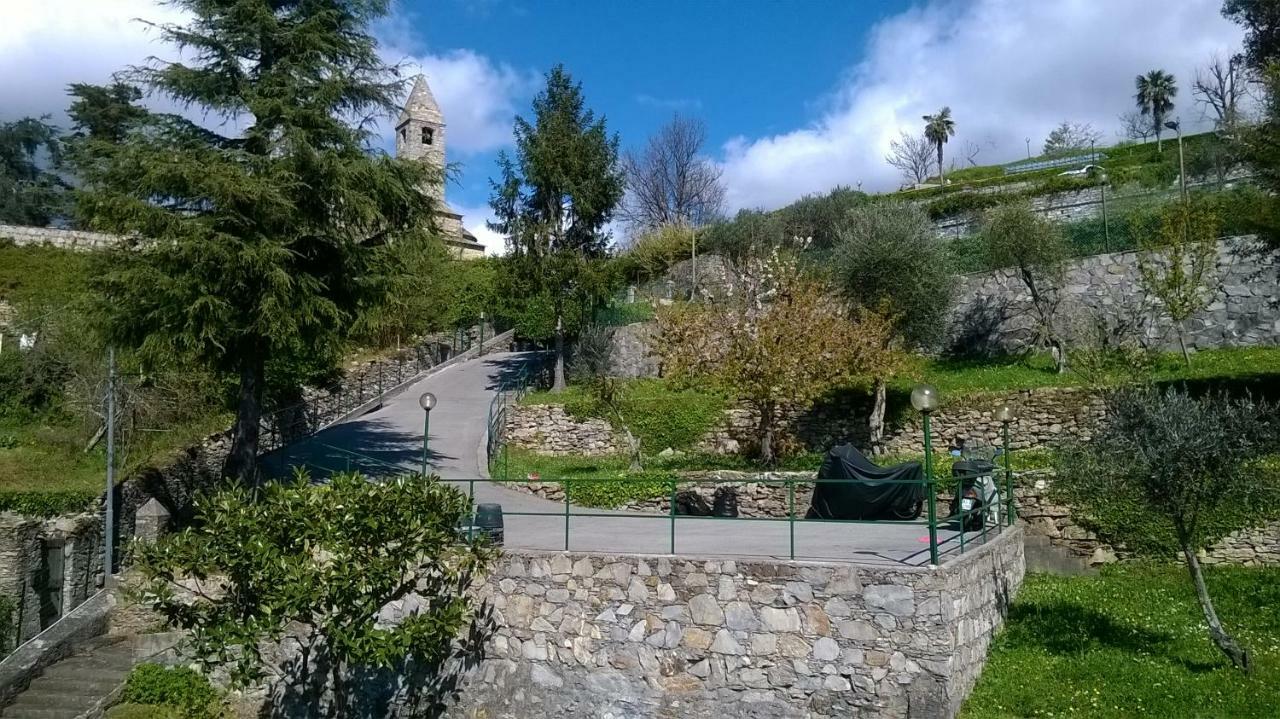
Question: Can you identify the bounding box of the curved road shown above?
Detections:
[262,352,977,566]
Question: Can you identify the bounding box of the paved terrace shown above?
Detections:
[260,352,991,566]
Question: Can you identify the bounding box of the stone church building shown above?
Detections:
[396,75,487,259]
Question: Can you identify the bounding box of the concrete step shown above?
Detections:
[0,639,137,718]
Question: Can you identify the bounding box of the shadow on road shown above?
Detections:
[259,417,454,481]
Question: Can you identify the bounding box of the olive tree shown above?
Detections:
[979,203,1070,372]
[832,202,954,447]
[1054,387,1277,672]
[133,472,495,716]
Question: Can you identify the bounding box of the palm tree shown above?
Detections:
[1136,69,1178,153]
[922,107,956,185]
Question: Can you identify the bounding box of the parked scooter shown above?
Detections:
[947,440,1002,532]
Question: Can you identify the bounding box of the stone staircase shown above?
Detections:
[1,638,135,718]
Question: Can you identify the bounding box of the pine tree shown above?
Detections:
[71,0,438,483]
[0,117,66,226]
[488,65,624,391]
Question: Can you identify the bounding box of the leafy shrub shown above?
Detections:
[565,470,675,508]
[593,302,655,328]
[0,491,99,517]
[561,379,726,454]
[926,192,1006,220]
[0,346,71,419]
[120,664,219,719]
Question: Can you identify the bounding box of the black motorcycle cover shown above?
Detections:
[806,444,924,520]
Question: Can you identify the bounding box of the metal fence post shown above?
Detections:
[787,477,796,560]
[669,479,677,555]
[564,479,571,551]
[957,475,966,555]
[1003,422,1015,527]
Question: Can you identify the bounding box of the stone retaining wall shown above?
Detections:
[507,386,1103,459]
[451,533,1024,718]
[0,513,103,648]
[506,404,623,456]
[948,237,1280,355]
[0,224,121,251]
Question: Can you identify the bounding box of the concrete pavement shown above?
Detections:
[261,351,989,566]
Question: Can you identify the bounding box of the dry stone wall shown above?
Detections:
[0,224,120,251]
[0,512,103,647]
[451,533,1024,719]
[948,237,1280,355]
[507,386,1103,459]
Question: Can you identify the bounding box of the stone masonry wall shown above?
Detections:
[0,224,120,251]
[507,386,1103,459]
[948,237,1280,355]
[506,404,623,456]
[450,533,1024,719]
[0,512,102,647]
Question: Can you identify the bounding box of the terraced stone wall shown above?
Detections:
[451,530,1024,719]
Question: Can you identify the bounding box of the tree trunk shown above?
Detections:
[868,378,887,450]
[223,352,265,485]
[1156,127,1163,154]
[1180,538,1252,672]
[1050,338,1068,374]
[937,145,945,185]
[1177,325,1192,368]
[552,314,566,393]
[757,402,776,467]
[329,656,348,718]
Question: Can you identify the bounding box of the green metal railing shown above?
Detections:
[293,435,1019,566]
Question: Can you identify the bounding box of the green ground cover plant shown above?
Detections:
[962,565,1280,719]
[116,664,222,719]
[522,378,726,454]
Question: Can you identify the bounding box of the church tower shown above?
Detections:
[396,75,485,258]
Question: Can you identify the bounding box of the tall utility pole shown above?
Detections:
[103,347,116,588]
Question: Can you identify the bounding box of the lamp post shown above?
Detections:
[1164,119,1187,202]
[1098,168,1110,253]
[479,311,486,351]
[995,404,1016,527]
[911,384,940,565]
[418,392,436,477]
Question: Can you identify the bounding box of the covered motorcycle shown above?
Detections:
[806,444,924,521]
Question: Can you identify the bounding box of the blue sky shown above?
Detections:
[382,0,910,220]
[3,0,1248,252]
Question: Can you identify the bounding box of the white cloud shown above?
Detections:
[719,0,1245,211]
[1,1,532,161]
[455,204,506,256]
[393,50,536,155]
[0,0,186,123]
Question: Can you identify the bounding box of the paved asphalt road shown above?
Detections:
[261,351,987,566]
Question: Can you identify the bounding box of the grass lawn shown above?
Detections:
[962,564,1280,718]
[896,346,1280,398]
[0,411,230,515]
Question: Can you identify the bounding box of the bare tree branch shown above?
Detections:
[1194,52,1249,137]
[885,131,935,186]
[620,114,725,233]
[1118,110,1155,142]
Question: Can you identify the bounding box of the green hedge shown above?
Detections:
[0,491,99,517]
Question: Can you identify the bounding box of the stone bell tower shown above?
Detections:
[396,75,485,258]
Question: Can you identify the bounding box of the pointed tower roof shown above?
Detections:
[397,74,445,127]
